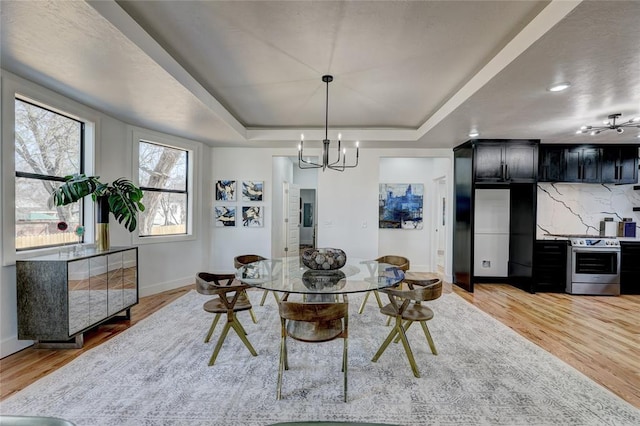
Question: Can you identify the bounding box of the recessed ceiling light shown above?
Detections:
[548,82,571,92]
[468,131,480,138]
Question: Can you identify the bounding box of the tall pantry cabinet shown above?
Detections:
[453,139,539,292]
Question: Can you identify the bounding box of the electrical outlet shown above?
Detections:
[482,260,491,268]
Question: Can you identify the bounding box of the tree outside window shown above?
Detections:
[138,141,188,236]
[14,98,84,250]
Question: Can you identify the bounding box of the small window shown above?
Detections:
[138,140,188,236]
[14,98,84,250]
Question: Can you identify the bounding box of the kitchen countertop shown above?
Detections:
[537,236,640,242]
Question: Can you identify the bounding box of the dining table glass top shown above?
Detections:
[235,256,405,294]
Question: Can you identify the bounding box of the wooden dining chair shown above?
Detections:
[195,272,258,366]
[234,254,280,306]
[358,255,410,314]
[277,293,349,402]
[371,278,442,378]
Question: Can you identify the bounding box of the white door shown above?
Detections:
[434,177,447,274]
[283,182,301,258]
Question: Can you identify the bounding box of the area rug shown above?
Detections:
[1,290,638,426]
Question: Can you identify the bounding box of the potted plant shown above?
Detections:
[49,174,145,250]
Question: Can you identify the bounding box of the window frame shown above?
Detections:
[2,72,98,266]
[14,98,87,251]
[131,127,200,245]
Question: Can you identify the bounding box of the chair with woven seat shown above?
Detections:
[277,293,349,402]
[234,254,280,306]
[371,277,442,378]
[358,255,410,314]
[195,272,258,366]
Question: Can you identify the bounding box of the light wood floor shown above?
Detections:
[1,283,639,410]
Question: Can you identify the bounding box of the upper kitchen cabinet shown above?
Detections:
[600,146,638,184]
[564,146,600,183]
[474,140,539,184]
[538,144,639,184]
[538,145,564,182]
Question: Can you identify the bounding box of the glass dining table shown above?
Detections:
[235,256,405,296]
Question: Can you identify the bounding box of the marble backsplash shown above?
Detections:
[537,183,640,238]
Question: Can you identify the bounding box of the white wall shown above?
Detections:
[379,157,452,271]
[210,148,297,271]
[0,71,209,357]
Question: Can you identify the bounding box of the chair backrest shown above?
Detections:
[375,255,410,271]
[279,300,349,323]
[234,254,266,269]
[383,278,442,303]
[195,272,243,296]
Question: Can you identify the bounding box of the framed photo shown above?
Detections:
[242,181,264,201]
[242,206,263,227]
[379,183,424,229]
[214,206,236,227]
[215,180,236,201]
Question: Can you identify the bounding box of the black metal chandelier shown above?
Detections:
[576,113,640,136]
[298,75,359,171]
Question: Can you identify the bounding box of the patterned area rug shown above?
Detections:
[1,290,638,426]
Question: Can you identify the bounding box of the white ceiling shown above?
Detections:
[1,1,639,149]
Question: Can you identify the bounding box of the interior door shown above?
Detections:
[434,177,447,274]
[283,182,301,258]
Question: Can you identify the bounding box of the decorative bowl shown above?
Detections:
[301,248,347,270]
[302,269,346,290]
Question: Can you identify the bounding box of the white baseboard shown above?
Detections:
[1,335,33,359]
[138,276,194,298]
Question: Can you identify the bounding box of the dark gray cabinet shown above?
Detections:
[600,146,638,184]
[17,246,138,347]
[564,146,600,182]
[621,242,640,294]
[474,140,538,183]
[538,146,564,182]
[533,240,567,292]
[538,144,638,184]
[454,139,539,293]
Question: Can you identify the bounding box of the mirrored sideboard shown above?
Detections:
[17,246,138,348]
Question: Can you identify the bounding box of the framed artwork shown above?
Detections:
[215,180,236,201]
[214,206,236,227]
[242,181,264,201]
[379,183,424,229]
[242,206,263,227]
[303,203,313,227]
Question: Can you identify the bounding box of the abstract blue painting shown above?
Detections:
[379,183,424,229]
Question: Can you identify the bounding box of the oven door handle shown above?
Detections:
[572,248,620,253]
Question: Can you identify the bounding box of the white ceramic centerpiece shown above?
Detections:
[301,248,347,270]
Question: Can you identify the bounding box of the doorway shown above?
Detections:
[433,176,447,275]
[300,189,316,250]
[271,156,318,257]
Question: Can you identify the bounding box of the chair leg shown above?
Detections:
[343,336,348,403]
[395,318,420,378]
[420,321,438,355]
[230,314,258,356]
[373,290,383,308]
[357,292,371,314]
[208,322,232,366]
[248,307,258,324]
[394,320,413,343]
[260,289,269,306]
[277,336,286,400]
[204,313,221,343]
[372,318,401,362]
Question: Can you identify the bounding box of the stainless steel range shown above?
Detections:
[565,236,621,295]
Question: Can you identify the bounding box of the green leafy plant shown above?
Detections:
[49,174,145,232]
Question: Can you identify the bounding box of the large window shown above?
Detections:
[14,98,84,250]
[138,140,188,236]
